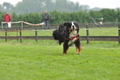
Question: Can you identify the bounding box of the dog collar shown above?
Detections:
[65,34,79,40]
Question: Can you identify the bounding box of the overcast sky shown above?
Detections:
[69,0,120,8]
[0,0,120,9]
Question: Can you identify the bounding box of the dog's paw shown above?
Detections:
[76,53,81,55]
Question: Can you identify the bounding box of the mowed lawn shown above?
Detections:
[0,26,120,80]
[0,39,120,80]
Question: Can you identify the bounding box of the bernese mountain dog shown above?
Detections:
[53,21,82,55]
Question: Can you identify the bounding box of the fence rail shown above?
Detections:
[1,21,119,29]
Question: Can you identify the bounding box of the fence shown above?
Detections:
[0,21,120,44]
[1,21,44,29]
[0,24,120,44]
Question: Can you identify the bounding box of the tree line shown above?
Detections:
[0,8,119,25]
[0,0,102,14]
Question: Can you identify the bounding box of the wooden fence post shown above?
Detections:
[21,22,23,29]
[35,28,38,42]
[16,28,19,41]
[86,25,89,44]
[118,24,120,44]
[19,28,22,43]
[5,29,7,42]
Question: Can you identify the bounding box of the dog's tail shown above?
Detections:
[52,30,58,40]
[52,30,63,45]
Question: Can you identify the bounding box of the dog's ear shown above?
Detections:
[63,22,71,27]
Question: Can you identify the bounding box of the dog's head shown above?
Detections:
[63,21,79,34]
[53,21,79,45]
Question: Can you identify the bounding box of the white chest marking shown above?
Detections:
[68,30,78,46]
[68,22,78,46]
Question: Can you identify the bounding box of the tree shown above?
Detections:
[91,7,101,11]
[74,2,80,11]
[0,11,5,22]
[12,0,89,14]
[100,9,117,22]
[13,0,45,14]
[0,4,4,12]
[11,12,19,22]
[2,2,14,12]
[116,8,120,22]
[50,10,64,24]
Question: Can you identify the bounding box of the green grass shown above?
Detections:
[0,27,120,80]
[0,40,120,80]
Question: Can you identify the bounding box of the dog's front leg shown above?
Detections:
[63,42,69,54]
[76,45,82,54]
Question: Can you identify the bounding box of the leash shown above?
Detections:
[65,34,79,40]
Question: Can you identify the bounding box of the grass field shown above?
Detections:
[0,27,120,80]
[0,40,120,80]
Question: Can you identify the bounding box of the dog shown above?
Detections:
[52,21,82,55]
